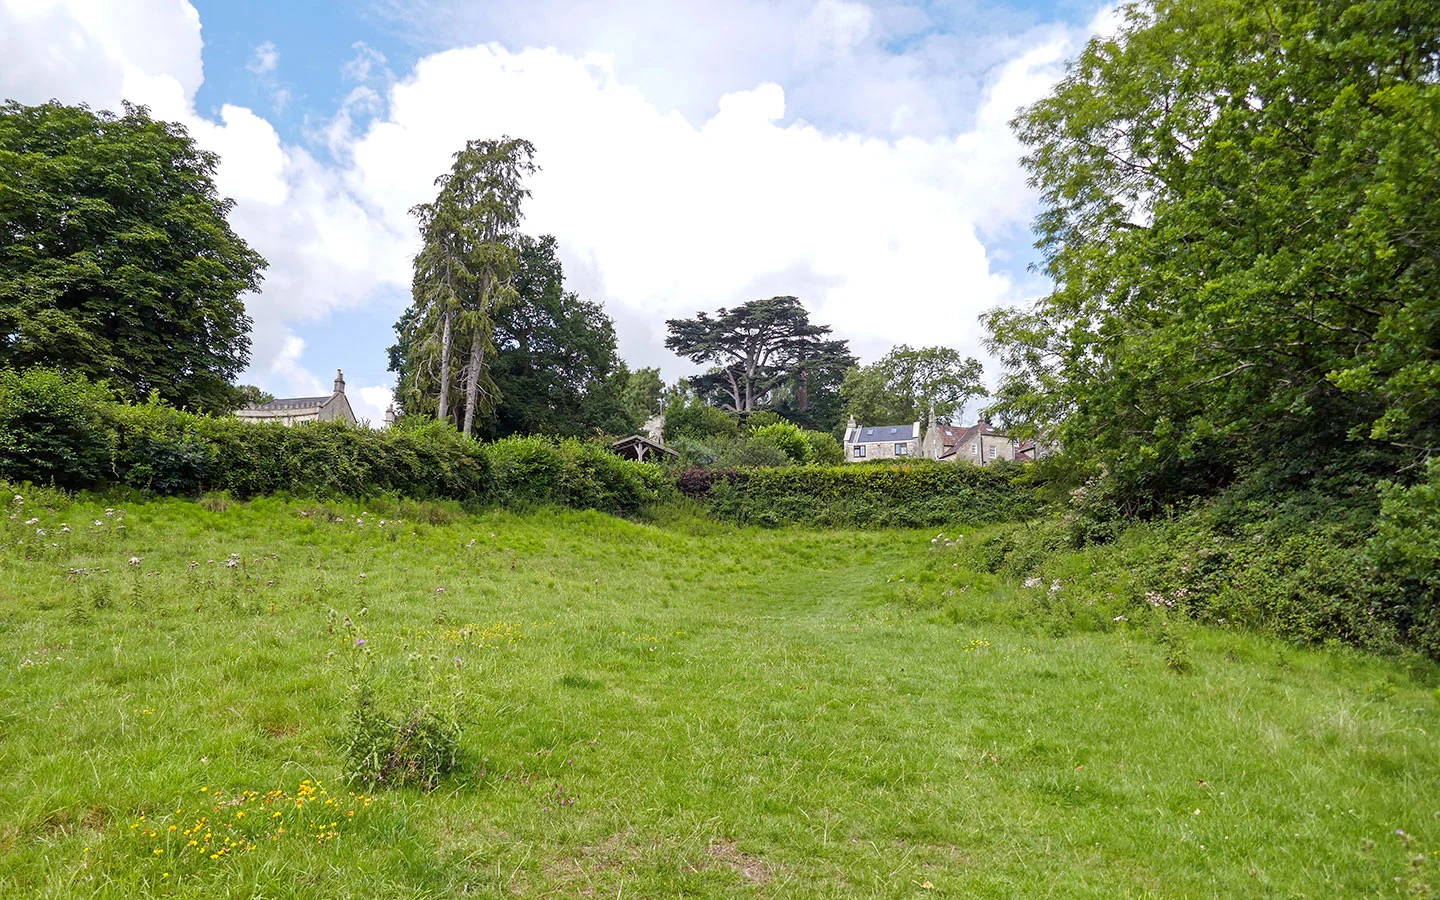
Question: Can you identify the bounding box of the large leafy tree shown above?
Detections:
[401,137,536,437]
[482,235,636,438]
[390,234,638,438]
[665,296,852,413]
[986,0,1440,500]
[0,101,265,413]
[840,345,987,425]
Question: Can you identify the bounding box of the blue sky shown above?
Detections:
[2,0,1107,423]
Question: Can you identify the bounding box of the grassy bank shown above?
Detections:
[1,489,1437,897]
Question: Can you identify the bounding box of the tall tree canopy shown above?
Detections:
[390,234,637,438]
[0,101,265,414]
[665,296,852,414]
[840,345,987,425]
[400,137,536,437]
[985,0,1440,500]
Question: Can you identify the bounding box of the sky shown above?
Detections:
[0,0,1112,425]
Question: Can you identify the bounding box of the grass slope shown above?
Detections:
[0,491,1436,897]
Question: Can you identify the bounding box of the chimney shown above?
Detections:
[333,369,345,395]
[845,414,857,442]
[384,404,396,427]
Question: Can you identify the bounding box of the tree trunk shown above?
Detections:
[462,327,484,438]
[798,366,810,412]
[437,309,454,424]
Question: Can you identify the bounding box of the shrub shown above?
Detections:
[0,368,113,489]
[741,410,784,431]
[802,430,844,466]
[1369,460,1440,655]
[663,398,738,442]
[482,435,670,514]
[750,422,814,464]
[722,436,795,468]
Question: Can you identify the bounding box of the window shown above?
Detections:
[895,443,908,456]
[853,445,866,458]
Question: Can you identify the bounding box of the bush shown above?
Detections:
[741,410,784,431]
[483,435,670,514]
[749,422,814,464]
[0,368,113,489]
[721,436,795,468]
[802,430,844,466]
[1370,460,1440,655]
[663,398,738,442]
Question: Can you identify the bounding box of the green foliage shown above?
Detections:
[740,410,784,432]
[719,437,794,468]
[699,461,1036,528]
[0,367,113,489]
[621,366,665,423]
[841,344,987,425]
[666,296,853,413]
[802,429,844,466]
[988,0,1440,507]
[474,235,637,439]
[1370,460,1440,655]
[482,435,671,514]
[344,685,462,792]
[661,395,738,442]
[0,101,265,414]
[748,422,814,464]
[394,137,538,436]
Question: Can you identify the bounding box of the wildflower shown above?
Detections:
[354,638,366,647]
[226,559,239,568]
[35,528,45,536]
[11,495,22,504]
[94,520,104,526]
[1113,615,1128,622]
[435,587,446,593]
[128,556,142,566]
[24,517,38,525]
[1023,576,1042,588]
[59,525,70,533]
[1049,580,1063,594]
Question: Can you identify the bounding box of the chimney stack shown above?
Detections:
[333,369,345,395]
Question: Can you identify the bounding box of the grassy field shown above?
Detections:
[1,488,1437,898]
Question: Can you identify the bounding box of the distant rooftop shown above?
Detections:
[856,424,916,442]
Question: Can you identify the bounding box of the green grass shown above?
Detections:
[1,489,1437,897]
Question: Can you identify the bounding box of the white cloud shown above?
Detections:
[355,385,396,426]
[246,40,279,76]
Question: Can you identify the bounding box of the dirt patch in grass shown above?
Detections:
[707,837,774,884]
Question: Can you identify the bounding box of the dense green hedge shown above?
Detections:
[0,368,668,515]
[689,460,1040,528]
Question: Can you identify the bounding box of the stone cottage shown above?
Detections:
[843,416,922,462]
[919,407,1015,464]
[235,369,357,426]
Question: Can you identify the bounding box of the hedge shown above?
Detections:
[681,460,1040,528]
[0,369,668,515]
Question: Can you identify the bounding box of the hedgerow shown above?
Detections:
[686,460,1039,528]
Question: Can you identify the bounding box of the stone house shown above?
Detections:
[235,369,357,426]
[919,407,1015,464]
[843,416,922,462]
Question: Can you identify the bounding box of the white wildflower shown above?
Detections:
[128,557,142,566]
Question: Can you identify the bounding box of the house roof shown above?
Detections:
[244,397,330,412]
[855,424,917,442]
[610,434,678,457]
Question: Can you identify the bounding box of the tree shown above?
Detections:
[622,366,665,424]
[402,137,537,437]
[985,0,1440,502]
[841,345,986,425]
[0,101,265,414]
[483,235,636,438]
[391,234,638,438]
[665,296,851,413]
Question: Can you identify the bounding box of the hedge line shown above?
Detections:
[681,461,1039,528]
[0,369,666,515]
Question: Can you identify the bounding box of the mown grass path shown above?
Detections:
[0,493,1436,897]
